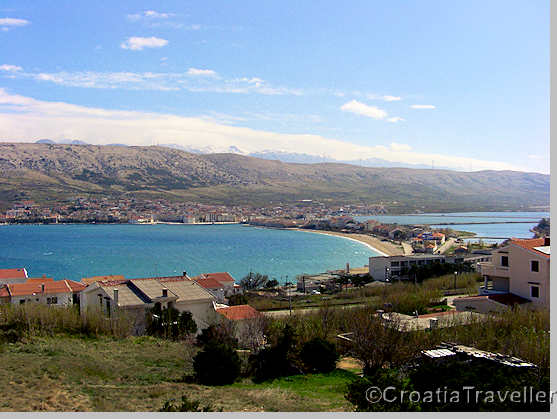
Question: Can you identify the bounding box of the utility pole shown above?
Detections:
[286,275,291,316]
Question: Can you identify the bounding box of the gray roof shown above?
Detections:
[161,280,215,302]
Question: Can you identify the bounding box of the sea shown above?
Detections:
[354,211,549,244]
[0,223,378,283]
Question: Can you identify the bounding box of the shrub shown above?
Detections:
[146,304,197,339]
[249,324,301,382]
[300,337,338,373]
[196,323,238,349]
[159,395,219,412]
[227,294,248,306]
[193,343,241,385]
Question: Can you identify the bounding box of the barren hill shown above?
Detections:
[0,143,549,212]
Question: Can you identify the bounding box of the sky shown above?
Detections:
[0,0,549,173]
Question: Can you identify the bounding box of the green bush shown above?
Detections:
[146,304,197,339]
[159,395,219,412]
[193,343,241,385]
[249,324,301,382]
[300,337,338,373]
[227,294,248,306]
[196,323,238,348]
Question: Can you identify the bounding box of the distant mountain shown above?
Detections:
[35,139,88,145]
[0,143,549,212]
[248,150,451,170]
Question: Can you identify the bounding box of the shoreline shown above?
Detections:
[288,228,401,257]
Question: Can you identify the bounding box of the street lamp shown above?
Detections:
[453,271,458,290]
[385,267,390,282]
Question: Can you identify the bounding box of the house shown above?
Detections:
[216,304,265,349]
[80,275,218,335]
[453,238,550,313]
[192,272,239,297]
[0,277,85,306]
[0,268,29,285]
[369,254,446,281]
[216,304,262,321]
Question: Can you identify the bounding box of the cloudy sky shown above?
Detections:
[0,0,549,173]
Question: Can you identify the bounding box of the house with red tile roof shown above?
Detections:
[191,272,240,300]
[0,278,85,306]
[454,237,550,313]
[0,268,28,284]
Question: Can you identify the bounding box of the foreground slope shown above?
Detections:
[0,143,549,211]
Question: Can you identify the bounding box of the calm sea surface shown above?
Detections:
[0,224,378,282]
[355,211,550,243]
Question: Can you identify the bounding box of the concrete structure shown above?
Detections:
[80,275,218,335]
[192,272,239,298]
[0,277,85,306]
[453,238,550,313]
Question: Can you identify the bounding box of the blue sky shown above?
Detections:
[0,0,549,173]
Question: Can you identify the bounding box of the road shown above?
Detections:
[436,237,456,254]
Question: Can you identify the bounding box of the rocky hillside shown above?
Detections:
[0,143,549,211]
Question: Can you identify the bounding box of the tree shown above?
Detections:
[239,272,269,290]
[227,294,248,306]
[193,343,241,385]
[146,304,197,339]
[196,323,238,349]
[301,338,338,373]
[265,279,279,288]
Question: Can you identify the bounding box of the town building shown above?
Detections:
[0,268,29,285]
[0,277,85,306]
[369,252,492,281]
[454,238,550,313]
[80,275,218,335]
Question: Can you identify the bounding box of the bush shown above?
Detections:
[227,294,248,306]
[196,323,238,349]
[193,343,241,385]
[146,304,197,339]
[300,337,338,373]
[159,395,219,412]
[249,324,301,382]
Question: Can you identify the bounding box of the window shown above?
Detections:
[51,296,58,304]
[530,286,540,299]
[501,256,509,267]
[531,260,539,272]
[47,297,51,304]
[19,299,25,305]
[391,261,400,267]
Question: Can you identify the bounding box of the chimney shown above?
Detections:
[113,289,119,306]
[41,283,45,293]
[182,271,187,277]
[346,262,350,273]
[544,237,550,246]
[162,288,168,298]
[429,318,439,329]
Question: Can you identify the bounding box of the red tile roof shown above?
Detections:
[199,272,235,284]
[6,279,85,297]
[510,238,550,258]
[216,305,262,321]
[0,286,10,298]
[194,277,225,289]
[0,268,27,280]
[26,277,54,283]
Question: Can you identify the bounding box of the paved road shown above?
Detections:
[436,237,456,254]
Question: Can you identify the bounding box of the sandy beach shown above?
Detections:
[290,228,404,257]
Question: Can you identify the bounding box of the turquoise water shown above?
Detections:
[355,211,549,243]
[0,224,378,283]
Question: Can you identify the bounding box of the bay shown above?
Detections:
[0,224,378,283]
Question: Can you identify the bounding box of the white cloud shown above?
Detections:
[383,95,401,102]
[0,17,30,30]
[390,142,412,152]
[0,64,22,72]
[387,116,404,123]
[187,68,217,77]
[120,36,168,51]
[341,100,388,120]
[411,104,436,109]
[528,154,545,160]
[127,10,173,21]
[0,88,527,172]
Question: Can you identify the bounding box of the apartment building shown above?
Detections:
[454,238,550,313]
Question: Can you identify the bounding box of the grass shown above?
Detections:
[0,334,359,412]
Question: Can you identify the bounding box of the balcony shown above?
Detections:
[478,262,510,279]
